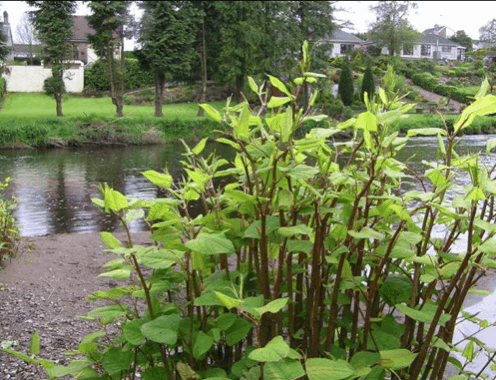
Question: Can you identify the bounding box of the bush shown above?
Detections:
[84,58,154,93]
[412,72,472,104]
[8,44,496,380]
[361,58,375,101]
[338,57,354,106]
[0,178,20,267]
[43,75,66,98]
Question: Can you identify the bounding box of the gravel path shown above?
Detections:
[405,78,464,113]
[0,232,151,380]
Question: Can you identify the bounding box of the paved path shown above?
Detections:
[404,78,464,113]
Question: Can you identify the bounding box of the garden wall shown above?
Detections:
[1,63,84,93]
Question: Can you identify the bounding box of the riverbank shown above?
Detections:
[0,232,151,379]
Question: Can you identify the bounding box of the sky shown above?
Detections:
[2,1,496,48]
[334,1,496,40]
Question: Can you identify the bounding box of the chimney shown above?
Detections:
[3,11,8,25]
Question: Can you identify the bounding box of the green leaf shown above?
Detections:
[455,95,496,131]
[98,267,131,280]
[278,225,313,238]
[140,249,182,269]
[305,358,357,380]
[216,313,237,330]
[474,77,490,98]
[102,347,133,373]
[268,74,292,97]
[255,298,288,317]
[192,137,208,155]
[100,232,121,249]
[141,314,180,345]
[199,103,222,122]
[287,164,319,180]
[268,96,292,108]
[216,137,240,150]
[407,128,447,137]
[249,336,290,362]
[104,186,128,213]
[84,305,128,323]
[264,358,306,380]
[303,72,326,78]
[248,76,259,94]
[185,233,235,255]
[350,351,380,370]
[142,367,171,380]
[486,138,496,154]
[379,349,417,370]
[214,291,242,310]
[462,341,475,362]
[225,318,252,346]
[123,319,146,346]
[193,331,214,359]
[46,361,94,378]
[348,227,384,240]
[29,332,40,356]
[396,303,448,326]
[355,111,377,132]
[142,170,173,189]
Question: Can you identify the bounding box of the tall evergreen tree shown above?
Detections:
[137,1,196,117]
[338,57,354,106]
[87,1,129,118]
[361,58,375,101]
[26,1,77,116]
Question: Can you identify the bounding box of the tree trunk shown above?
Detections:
[197,16,208,117]
[55,92,63,117]
[155,72,165,117]
[235,75,244,103]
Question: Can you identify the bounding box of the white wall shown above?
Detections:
[1,63,84,93]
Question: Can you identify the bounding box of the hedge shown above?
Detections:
[411,73,472,104]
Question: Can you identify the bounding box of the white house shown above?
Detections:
[382,25,466,61]
[324,29,366,57]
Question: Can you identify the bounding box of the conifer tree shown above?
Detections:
[361,58,375,102]
[338,57,354,106]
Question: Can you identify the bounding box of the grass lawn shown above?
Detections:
[1,93,225,122]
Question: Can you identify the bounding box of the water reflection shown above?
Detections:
[0,142,232,236]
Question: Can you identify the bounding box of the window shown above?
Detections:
[442,46,452,53]
[421,45,431,56]
[340,44,354,55]
[403,45,413,56]
[72,45,78,60]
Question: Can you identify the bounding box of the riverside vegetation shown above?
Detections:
[5,43,496,379]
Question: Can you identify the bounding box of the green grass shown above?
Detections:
[456,86,479,96]
[1,93,224,122]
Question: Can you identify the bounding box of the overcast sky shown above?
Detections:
[2,1,496,49]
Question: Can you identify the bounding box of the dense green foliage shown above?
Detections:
[0,77,5,101]
[361,58,376,101]
[27,0,77,116]
[450,31,473,52]
[338,57,354,106]
[84,58,154,93]
[87,1,129,117]
[43,74,65,98]
[412,72,472,104]
[8,43,496,380]
[0,179,20,268]
[368,1,421,56]
[137,1,197,117]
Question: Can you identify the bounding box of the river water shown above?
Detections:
[1,135,496,375]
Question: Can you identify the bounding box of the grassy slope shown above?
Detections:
[1,93,224,121]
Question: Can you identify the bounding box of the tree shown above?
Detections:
[479,19,496,44]
[27,1,77,117]
[338,57,353,106]
[87,1,129,118]
[369,1,421,56]
[361,57,375,101]
[450,31,473,52]
[137,1,196,117]
[0,3,11,61]
[15,12,38,64]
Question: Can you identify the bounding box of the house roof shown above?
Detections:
[423,25,446,35]
[325,29,365,44]
[420,33,464,48]
[70,16,96,42]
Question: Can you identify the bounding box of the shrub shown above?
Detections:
[338,57,354,106]
[6,43,496,380]
[361,58,375,101]
[412,72,472,104]
[0,178,20,267]
[43,75,66,98]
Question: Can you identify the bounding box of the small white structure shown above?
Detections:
[2,61,84,92]
[324,29,366,57]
